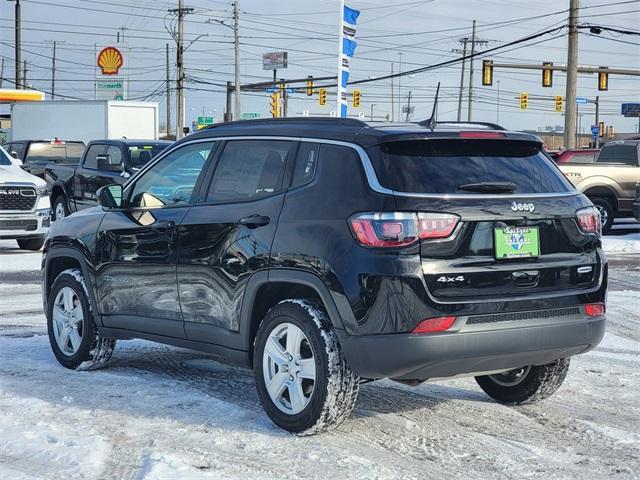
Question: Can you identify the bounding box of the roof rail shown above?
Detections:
[427,121,507,131]
[204,116,369,130]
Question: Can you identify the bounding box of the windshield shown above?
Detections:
[25,142,85,165]
[0,146,12,166]
[368,139,573,194]
[128,143,170,169]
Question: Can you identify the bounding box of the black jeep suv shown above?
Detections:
[42,118,607,435]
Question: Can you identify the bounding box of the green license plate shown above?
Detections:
[494,226,540,259]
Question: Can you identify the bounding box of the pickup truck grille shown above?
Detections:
[0,187,37,211]
[0,219,38,231]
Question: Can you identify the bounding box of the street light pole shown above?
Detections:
[9,0,22,89]
[233,1,241,119]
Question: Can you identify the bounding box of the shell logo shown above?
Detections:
[97,46,124,75]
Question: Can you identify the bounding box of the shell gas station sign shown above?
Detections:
[95,45,127,101]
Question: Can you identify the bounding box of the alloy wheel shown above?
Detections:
[595,204,608,228]
[55,202,66,221]
[52,286,84,356]
[262,322,316,415]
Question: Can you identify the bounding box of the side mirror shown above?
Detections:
[97,184,123,209]
[10,151,19,159]
[97,153,123,172]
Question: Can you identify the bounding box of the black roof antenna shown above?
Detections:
[417,81,440,131]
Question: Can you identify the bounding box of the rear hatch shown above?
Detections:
[366,135,603,302]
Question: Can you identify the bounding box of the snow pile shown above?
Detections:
[602,232,640,254]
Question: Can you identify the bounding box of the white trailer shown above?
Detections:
[10,100,159,144]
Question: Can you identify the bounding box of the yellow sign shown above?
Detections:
[97,46,124,75]
[0,89,45,102]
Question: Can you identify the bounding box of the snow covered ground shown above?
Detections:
[1,222,639,479]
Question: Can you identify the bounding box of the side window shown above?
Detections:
[207,140,293,202]
[129,142,215,208]
[106,145,124,166]
[7,143,25,160]
[83,144,106,169]
[291,142,319,188]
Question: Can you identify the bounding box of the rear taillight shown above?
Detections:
[585,303,605,317]
[576,206,601,237]
[412,316,456,334]
[349,212,459,248]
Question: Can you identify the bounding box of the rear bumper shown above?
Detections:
[340,315,605,380]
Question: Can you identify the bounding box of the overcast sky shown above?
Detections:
[1,0,639,133]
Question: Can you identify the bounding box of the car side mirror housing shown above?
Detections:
[97,184,123,209]
[97,153,123,172]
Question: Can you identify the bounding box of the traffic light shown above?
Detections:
[598,67,609,91]
[270,93,280,118]
[542,62,553,87]
[352,89,361,108]
[482,60,493,86]
[607,125,614,139]
[519,93,529,110]
[554,95,563,112]
[599,121,605,137]
[306,76,313,96]
[319,88,327,106]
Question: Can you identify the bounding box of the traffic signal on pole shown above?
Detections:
[519,93,529,110]
[607,125,614,139]
[482,60,493,86]
[598,67,609,91]
[270,93,280,118]
[352,89,361,108]
[319,88,327,106]
[542,62,553,87]
[599,121,605,137]
[306,76,313,96]
[554,95,563,112]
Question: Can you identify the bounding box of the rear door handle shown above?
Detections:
[239,215,270,229]
[152,219,175,232]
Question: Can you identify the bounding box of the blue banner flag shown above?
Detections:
[343,6,360,26]
[338,4,360,117]
[342,38,357,58]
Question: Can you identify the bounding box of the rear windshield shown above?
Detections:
[128,143,170,169]
[368,139,573,194]
[26,142,85,165]
[597,144,638,166]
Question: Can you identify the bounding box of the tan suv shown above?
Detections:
[558,138,640,233]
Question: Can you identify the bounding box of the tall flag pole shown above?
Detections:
[337,2,360,118]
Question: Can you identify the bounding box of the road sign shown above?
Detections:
[621,103,640,117]
[576,96,589,104]
[265,87,294,94]
[591,125,599,135]
[262,51,288,70]
[240,112,261,120]
[197,116,214,125]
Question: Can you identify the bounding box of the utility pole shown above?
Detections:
[466,21,489,122]
[51,41,56,99]
[0,57,5,88]
[594,95,599,147]
[390,63,395,122]
[22,60,27,89]
[225,81,232,122]
[404,91,412,123]
[564,0,579,148]
[453,38,468,122]
[169,1,192,140]
[166,43,171,136]
[232,1,241,119]
[12,0,22,89]
[398,52,402,123]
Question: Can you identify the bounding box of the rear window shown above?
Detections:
[597,144,638,166]
[26,142,85,165]
[368,139,573,194]
[128,143,170,169]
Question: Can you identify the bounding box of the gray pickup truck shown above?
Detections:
[558,137,640,233]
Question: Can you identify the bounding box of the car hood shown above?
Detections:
[0,165,47,188]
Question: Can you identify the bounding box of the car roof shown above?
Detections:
[87,139,172,146]
[185,117,542,148]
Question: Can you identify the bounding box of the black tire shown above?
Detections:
[591,197,615,234]
[17,236,45,251]
[52,195,69,221]
[47,268,115,370]
[253,299,359,435]
[475,359,570,405]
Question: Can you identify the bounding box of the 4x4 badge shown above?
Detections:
[511,201,535,213]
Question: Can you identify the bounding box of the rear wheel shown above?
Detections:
[475,359,570,405]
[17,236,45,251]
[253,300,359,435]
[52,195,69,221]
[591,197,615,234]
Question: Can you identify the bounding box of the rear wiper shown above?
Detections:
[457,182,517,193]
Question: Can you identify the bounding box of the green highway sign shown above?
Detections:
[197,116,214,125]
[240,112,262,120]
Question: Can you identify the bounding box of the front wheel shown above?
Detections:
[17,236,45,251]
[475,359,570,405]
[253,300,359,435]
[52,195,69,221]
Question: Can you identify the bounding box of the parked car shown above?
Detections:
[553,148,599,164]
[42,118,606,435]
[633,183,640,222]
[3,139,85,179]
[0,145,50,250]
[558,138,640,233]
[45,139,171,220]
